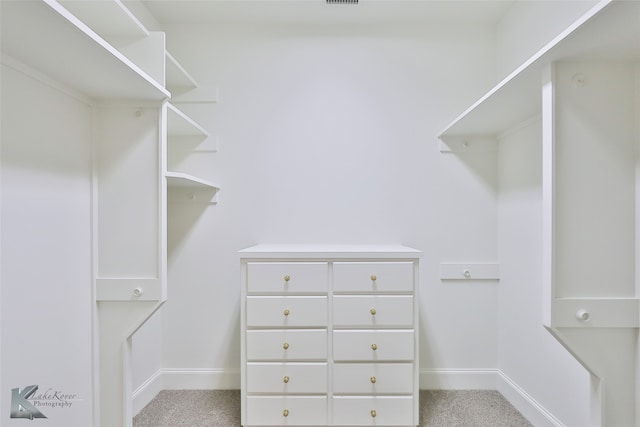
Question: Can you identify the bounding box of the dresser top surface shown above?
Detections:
[238,244,421,259]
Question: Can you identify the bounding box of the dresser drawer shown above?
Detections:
[333,330,414,361]
[246,363,328,394]
[333,262,414,293]
[333,363,413,394]
[247,296,328,327]
[333,396,415,426]
[247,330,327,361]
[333,295,413,327]
[247,262,328,293]
[246,396,328,426]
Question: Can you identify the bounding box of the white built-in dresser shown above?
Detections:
[239,245,421,427]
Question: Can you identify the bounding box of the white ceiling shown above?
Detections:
[140,0,515,26]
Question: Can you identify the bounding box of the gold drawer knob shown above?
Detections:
[283,309,290,316]
[283,342,290,350]
[370,308,376,315]
[370,376,377,384]
[370,274,377,282]
[371,343,377,351]
[283,409,289,417]
[284,275,291,282]
[370,410,377,418]
[283,376,290,383]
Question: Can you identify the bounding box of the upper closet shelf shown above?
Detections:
[166,172,219,190]
[0,0,169,102]
[166,172,220,203]
[166,51,198,94]
[438,0,640,145]
[165,51,219,103]
[58,0,149,39]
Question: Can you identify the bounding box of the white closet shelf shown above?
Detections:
[438,0,640,144]
[166,51,219,103]
[166,172,219,191]
[166,51,198,94]
[0,0,169,102]
[166,103,209,138]
[166,172,220,204]
[58,0,149,40]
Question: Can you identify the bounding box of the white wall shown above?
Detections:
[132,311,163,398]
[129,3,611,424]
[0,1,627,424]
[493,3,635,426]
[497,121,591,426]
[138,21,502,391]
[1,64,94,426]
[552,60,638,427]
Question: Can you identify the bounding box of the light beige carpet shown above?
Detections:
[133,390,533,427]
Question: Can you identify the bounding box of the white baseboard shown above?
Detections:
[132,370,164,416]
[420,368,499,389]
[497,371,565,427]
[132,368,240,416]
[161,368,241,390]
[134,367,564,427]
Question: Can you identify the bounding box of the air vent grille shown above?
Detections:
[326,0,358,4]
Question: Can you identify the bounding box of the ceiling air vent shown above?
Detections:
[326,0,358,4]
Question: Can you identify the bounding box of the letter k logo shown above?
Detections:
[10,385,47,419]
